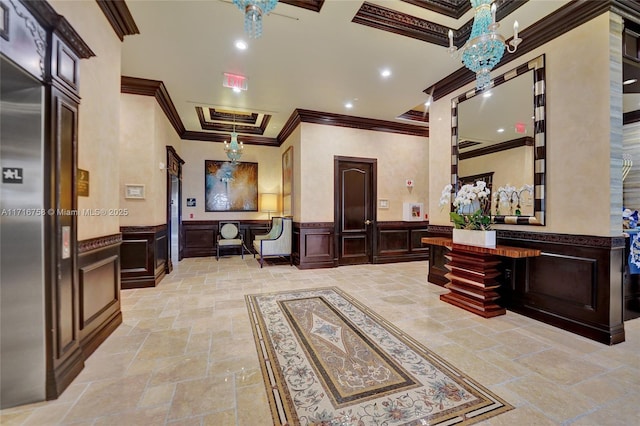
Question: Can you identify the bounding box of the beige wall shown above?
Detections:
[180,140,282,221]
[300,123,429,223]
[430,13,617,236]
[50,0,122,240]
[119,94,182,226]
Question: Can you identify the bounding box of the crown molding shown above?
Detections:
[95,0,139,41]
[400,0,470,20]
[278,109,429,145]
[280,0,325,13]
[121,76,185,135]
[22,0,95,58]
[123,79,428,148]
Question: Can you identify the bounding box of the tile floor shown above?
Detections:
[1,257,639,425]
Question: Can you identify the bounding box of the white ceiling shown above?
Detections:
[121,0,570,139]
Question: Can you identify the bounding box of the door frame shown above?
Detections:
[333,156,377,265]
[166,146,184,273]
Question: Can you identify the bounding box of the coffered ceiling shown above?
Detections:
[116,0,636,146]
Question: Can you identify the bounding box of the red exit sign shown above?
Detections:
[223,73,248,91]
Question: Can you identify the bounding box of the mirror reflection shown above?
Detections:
[452,55,546,225]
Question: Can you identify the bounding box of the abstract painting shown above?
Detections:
[204,160,258,211]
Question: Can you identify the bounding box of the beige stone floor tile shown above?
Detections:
[515,348,607,385]
[135,328,191,361]
[429,343,516,386]
[490,329,551,359]
[502,374,595,423]
[570,393,640,425]
[72,351,136,383]
[441,327,502,351]
[479,405,557,425]
[93,406,169,425]
[3,258,640,425]
[167,376,236,420]
[202,410,237,425]
[138,383,176,408]
[23,403,72,426]
[148,353,209,386]
[62,374,150,423]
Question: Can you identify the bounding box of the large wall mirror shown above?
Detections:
[451,54,546,225]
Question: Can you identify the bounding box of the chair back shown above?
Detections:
[268,217,283,239]
[219,222,241,240]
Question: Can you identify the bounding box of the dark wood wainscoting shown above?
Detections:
[120,225,167,289]
[78,234,122,358]
[426,225,626,345]
[424,225,452,286]
[374,221,429,264]
[295,222,336,269]
[182,220,270,258]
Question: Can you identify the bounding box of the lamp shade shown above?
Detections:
[260,193,278,213]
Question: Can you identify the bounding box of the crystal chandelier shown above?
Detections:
[448,0,522,90]
[232,0,278,39]
[224,116,244,163]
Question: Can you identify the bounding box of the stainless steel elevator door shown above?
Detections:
[0,56,46,408]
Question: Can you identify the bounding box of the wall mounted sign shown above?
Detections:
[222,73,248,91]
[124,184,145,199]
[77,168,89,196]
[187,198,196,207]
[2,167,23,183]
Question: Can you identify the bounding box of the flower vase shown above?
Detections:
[452,228,496,248]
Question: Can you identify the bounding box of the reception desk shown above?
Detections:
[421,237,541,318]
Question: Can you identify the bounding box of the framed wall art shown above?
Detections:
[282,146,293,217]
[205,160,258,212]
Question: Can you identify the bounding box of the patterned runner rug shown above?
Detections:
[245,287,513,426]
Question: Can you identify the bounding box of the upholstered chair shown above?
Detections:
[216,222,245,260]
[253,217,292,268]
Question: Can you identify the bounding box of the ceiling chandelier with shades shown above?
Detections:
[224,116,244,163]
[233,0,279,39]
[448,0,522,91]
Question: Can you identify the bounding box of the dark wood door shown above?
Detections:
[335,157,376,266]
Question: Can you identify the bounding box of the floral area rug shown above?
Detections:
[245,287,513,425]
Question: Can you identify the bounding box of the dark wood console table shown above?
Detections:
[421,237,541,318]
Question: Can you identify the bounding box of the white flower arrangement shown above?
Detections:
[440,181,492,230]
[494,184,533,215]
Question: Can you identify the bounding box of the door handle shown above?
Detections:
[364,220,372,225]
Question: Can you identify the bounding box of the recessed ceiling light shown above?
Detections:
[623,78,637,85]
[380,69,392,78]
[497,128,505,133]
[232,87,242,93]
[345,102,353,109]
[425,100,431,107]
[235,40,248,50]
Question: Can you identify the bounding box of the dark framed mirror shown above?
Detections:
[451,54,546,225]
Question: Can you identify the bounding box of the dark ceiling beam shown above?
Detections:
[182,131,278,147]
[400,0,470,20]
[425,0,640,101]
[352,1,528,48]
[95,0,139,41]
[279,0,325,13]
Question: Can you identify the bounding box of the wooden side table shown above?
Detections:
[421,237,541,318]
